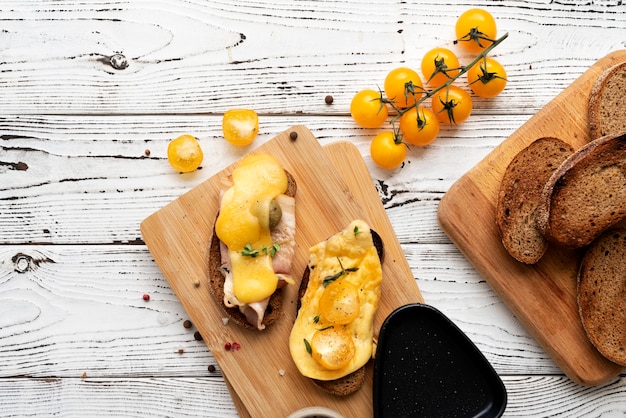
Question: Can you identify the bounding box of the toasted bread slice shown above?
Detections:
[295,229,384,396]
[578,228,626,366]
[588,61,626,139]
[537,132,626,249]
[496,137,574,263]
[208,171,297,330]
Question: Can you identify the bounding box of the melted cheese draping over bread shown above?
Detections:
[289,220,382,381]
[215,154,295,329]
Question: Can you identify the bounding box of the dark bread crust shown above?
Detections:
[207,170,297,330]
[297,229,384,396]
[536,133,626,248]
[496,137,574,264]
[577,228,626,366]
[588,61,626,139]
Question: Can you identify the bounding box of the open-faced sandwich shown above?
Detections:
[208,154,297,330]
[289,219,384,396]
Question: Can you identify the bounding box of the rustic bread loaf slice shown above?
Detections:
[588,61,626,139]
[578,228,626,366]
[537,132,626,248]
[495,137,574,263]
[295,229,384,396]
[208,171,297,330]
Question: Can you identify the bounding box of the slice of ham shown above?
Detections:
[219,193,296,330]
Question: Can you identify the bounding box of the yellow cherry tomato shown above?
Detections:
[468,57,507,98]
[370,131,407,170]
[310,327,356,370]
[399,106,440,146]
[431,85,473,125]
[383,67,423,109]
[350,89,388,128]
[222,109,259,146]
[318,279,360,325]
[421,48,461,87]
[167,134,203,172]
[455,8,497,53]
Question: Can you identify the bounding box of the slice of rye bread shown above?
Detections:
[495,137,574,264]
[296,230,384,396]
[588,61,626,139]
[208,171,297,330]
[577,228,626,366]
[536,132,626,249]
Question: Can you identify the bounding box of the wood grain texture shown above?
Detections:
[438,51,626,386]
[140,128,423,417]
[1,1,624,115]
[2,0,626,415]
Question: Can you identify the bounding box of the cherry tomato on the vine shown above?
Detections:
[222,109,259,146]
[383,67,423,109]
[431,85,473,125]
[350,89,388,128]
[455,8,497,53]
[370,131,407,170]
[467,57,507,98]
[167,134,204,172]
[399,106,440,147]
[421,48,461,87]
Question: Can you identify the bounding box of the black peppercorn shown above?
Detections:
[183,320,192,329]
[325,95,334,105]
[289,131,298,141]
[194,331,203,341]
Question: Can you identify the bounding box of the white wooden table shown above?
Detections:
[1,1,625,416]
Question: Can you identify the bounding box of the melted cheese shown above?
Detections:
[289,220,383,381]
[215,154,288,304]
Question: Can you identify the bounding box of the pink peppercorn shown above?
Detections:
[142,294,150,301]
[224,342,232,351]
[232,342,241,351]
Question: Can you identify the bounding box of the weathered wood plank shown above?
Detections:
[0,114,522,245]
[1,1,623,115]
[1,375,625,417]
[0,245,558,378]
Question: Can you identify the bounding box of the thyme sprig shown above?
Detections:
[323,257,359,287]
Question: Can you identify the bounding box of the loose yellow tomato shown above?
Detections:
[222,109,259,146]
[455,8,497,53]
[350,89,388,128]
[467,57,507,98]
[421,48,461,87]
[399,106,440,146]
[370,131,407,169]
[431,85,473,125]
[167,134,203,172]
[383,67,423,109]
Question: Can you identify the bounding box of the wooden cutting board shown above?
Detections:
[438,50,626,386]
[140,127,424,418]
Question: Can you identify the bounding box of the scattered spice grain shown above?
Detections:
[208,364,216,373]
[325,95,334,105]
[289,131,298,141]
[194,331,203,341]
[183,320,192,329]
[142,294,150,301]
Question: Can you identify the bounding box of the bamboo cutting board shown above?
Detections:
[438,50,626,385]
[140,127,423,418]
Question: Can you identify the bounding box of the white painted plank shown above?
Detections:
[1,1,623,114]
[1,375,625,417]
[0,114,524,245]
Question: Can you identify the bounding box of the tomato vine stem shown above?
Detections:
[385,32,509,127]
